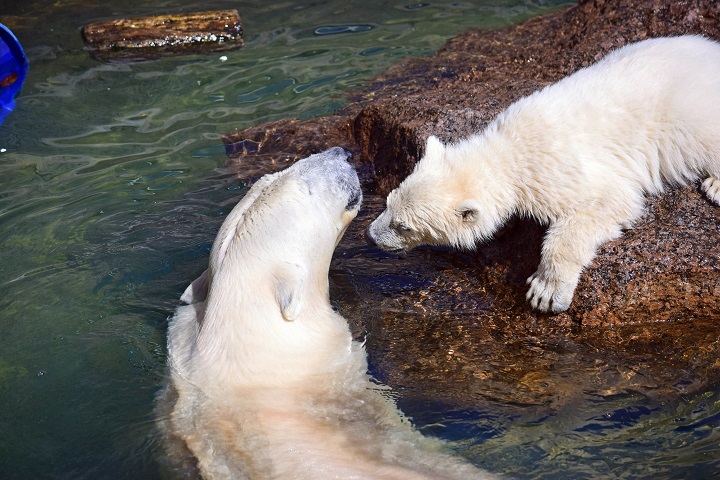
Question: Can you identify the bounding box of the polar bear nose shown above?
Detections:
[323,146,353,162]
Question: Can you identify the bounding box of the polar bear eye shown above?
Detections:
[456,200,480,224]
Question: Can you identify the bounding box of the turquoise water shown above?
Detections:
[1,1,718,478]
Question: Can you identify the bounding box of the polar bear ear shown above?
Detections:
[275,276,304,322]
[424,135,445,159]
[180,269,209,304]
[456,200,480,224]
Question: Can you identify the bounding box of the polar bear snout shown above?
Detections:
[339,146,353,159]
[365,214,409,254]
[365,219,386,248]
[294,146,362,213]
[330,148,363,213]
[319,145,353,162]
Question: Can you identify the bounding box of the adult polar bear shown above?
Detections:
[157,148,496,479]
[366,36,720,313]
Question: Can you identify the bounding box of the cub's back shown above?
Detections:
[555,36,720,114]
[494,36,720,197]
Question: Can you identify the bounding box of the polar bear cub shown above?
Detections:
[366,35,720,313]
[157,148,496,479]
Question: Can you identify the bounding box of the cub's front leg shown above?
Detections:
[526,214,624,313]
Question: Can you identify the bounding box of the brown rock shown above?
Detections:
[222,0,720,409]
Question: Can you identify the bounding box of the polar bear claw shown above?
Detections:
[702,176,720,205]
[526,270,574,314]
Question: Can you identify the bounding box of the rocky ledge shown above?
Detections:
[222,0,720,408]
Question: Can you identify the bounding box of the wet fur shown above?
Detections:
[157,148,496,479]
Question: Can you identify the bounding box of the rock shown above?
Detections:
[222,0,720,409]
[222,117,355,182]
[81,10,244,62]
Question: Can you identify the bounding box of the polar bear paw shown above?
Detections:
[526,270,574,313]
[702,176,720,205]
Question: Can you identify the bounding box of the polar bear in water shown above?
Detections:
[366,36,720,313]
[157,147,497,479]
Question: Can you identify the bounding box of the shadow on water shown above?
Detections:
[1,0,717,479]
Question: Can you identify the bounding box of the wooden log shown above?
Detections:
[81,10,244,62]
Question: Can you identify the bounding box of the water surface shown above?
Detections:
[1,1,718,479]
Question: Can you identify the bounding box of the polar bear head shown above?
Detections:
[174,146,363,385]
[366,135,510,253]
[206,146,362,319]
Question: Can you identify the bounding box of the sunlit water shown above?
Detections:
[1,1,718,478]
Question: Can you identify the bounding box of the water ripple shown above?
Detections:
[314,25,374,36]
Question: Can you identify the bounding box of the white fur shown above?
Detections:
[367,36,720,313]
[157,148,497,479]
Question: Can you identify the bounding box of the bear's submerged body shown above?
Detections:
[367,36,720,312]
[157,149,496,479]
